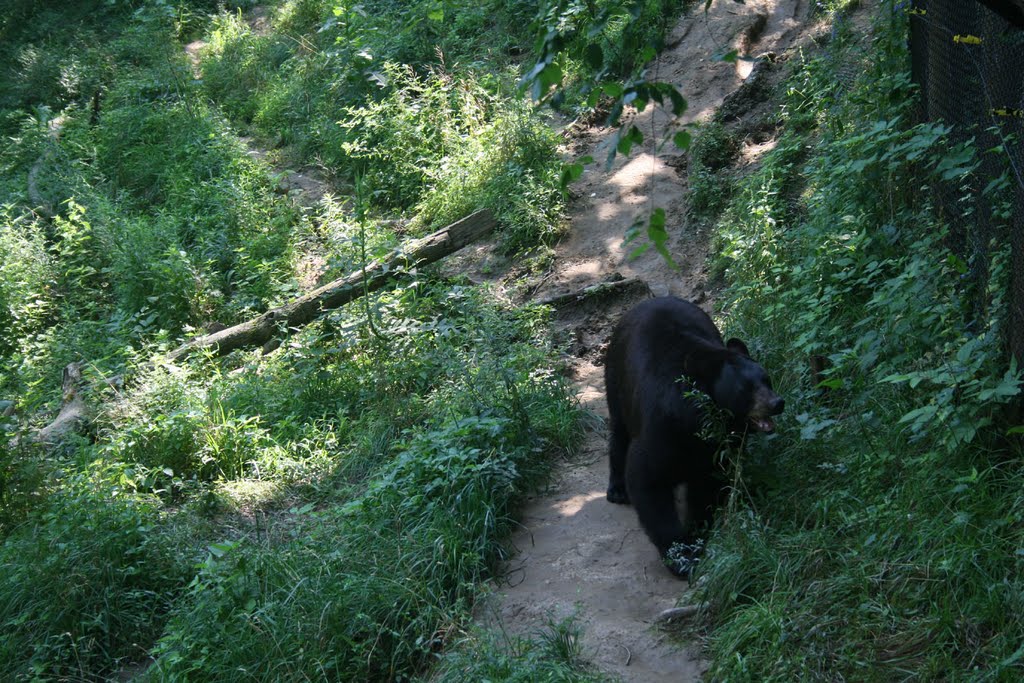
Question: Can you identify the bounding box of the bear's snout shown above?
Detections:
[747,387,784,433]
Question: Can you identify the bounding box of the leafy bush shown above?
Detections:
[51,200,114,315]
[338,63,489,209]
[100,362,294,497]
[688,121,741,218]
[699,4,1024,679]
[415,92,567,253]
[335,62,566,251]
[199,12,296,125]
[0,209,53,359]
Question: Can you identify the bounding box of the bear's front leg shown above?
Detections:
[624,440,691,575]
[685,473,725,537]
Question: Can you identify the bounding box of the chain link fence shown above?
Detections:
[908,0,1024,362]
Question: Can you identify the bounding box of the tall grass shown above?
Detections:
[427,618,608,682]
[0,471,191,679]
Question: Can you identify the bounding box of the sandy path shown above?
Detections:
[481,2,816,681]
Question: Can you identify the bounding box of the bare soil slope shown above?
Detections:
[480,2,818,681]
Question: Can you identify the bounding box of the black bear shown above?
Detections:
[604,297,783,576]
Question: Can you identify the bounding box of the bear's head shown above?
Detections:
[684,338,784,433]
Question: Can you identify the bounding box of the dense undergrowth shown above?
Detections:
[0,283,582,679]
[0,0,631,679]
[697,3,1024,680]
[9,0,1019,679]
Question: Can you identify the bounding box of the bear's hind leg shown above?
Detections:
[630,485,689,557]
[606,417,630,504]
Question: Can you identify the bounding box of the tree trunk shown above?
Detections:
[166,209,497,362]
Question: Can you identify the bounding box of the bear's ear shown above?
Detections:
[726,338,751,358]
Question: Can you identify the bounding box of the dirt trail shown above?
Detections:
[185,8,333,215]
[479,2,817,680]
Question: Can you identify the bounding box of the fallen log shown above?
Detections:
[654,604,702,626]
[34,362,89,444]
[537,275,652,310]
[166,209,497,362]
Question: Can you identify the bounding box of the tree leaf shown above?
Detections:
[208,541,237,558]
[560,162,585,189]
[616,125,644,156]
[647,208,677,268]
[628,242,652,259]
[602,81,624,98]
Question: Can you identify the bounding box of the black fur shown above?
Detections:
[604,297,783,575]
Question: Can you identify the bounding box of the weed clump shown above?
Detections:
[688,121,742,218]
[0,473,189,679]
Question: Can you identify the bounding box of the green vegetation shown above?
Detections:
[135,289,579,680]
[6,0,1021,679]
[0,0,592,679]
[524,0,692,110]
[427,618,606,682]
[687,120,740,218]
[697,3,1024,679]
[0,475,191,676]
[0,281,581,679]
